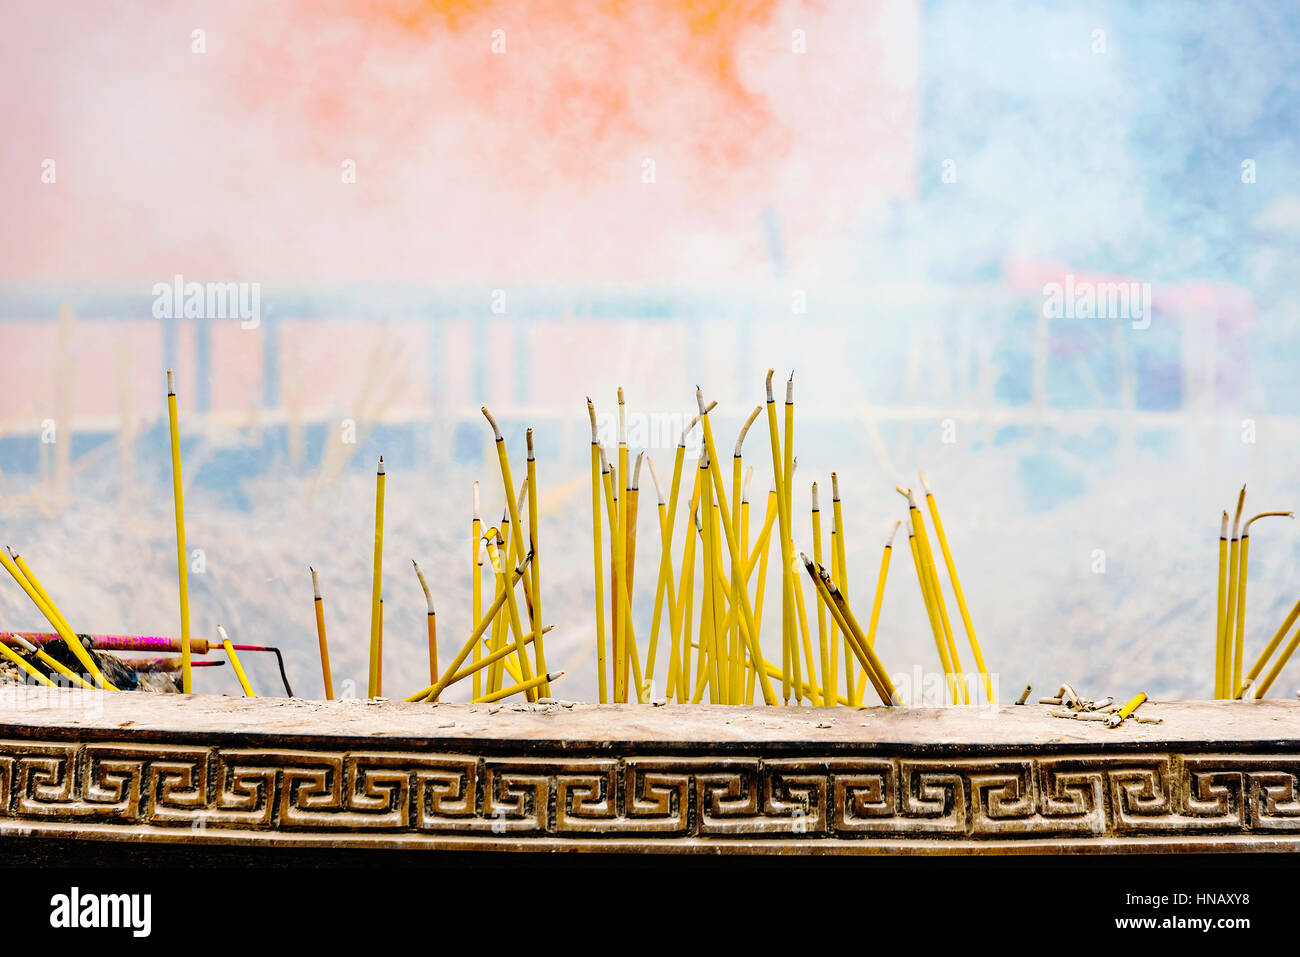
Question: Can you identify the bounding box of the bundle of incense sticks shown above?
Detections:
[8,366,1300,710]
[577,374,996,708]
[1212,485,1295,700]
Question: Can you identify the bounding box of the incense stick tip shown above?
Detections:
[481,406,502,439]
[831,471,840,500]
[785,375,794,403]
[919,470,932,494]
[886,519,902,546]
[166,369,175,394]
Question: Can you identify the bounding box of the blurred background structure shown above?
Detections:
[2,0,1298,702]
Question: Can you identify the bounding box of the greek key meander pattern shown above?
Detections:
[1,741,1299,843]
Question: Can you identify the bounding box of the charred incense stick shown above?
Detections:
[4,548,98,689]
[217,624,255,697]
[166,370,194,693]
[920,472,993,704]
[1214,510,1229,699]
[310,567,333,700]
[0,548,112,689]
[483,406,535,626]
[851,521,902,704]
[1232,510,1293,697]
[413,560,438,684]
[367,456,385,698]
[801,554,899,706]
[0,634,55,687]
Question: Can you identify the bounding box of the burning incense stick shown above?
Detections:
[483,406,535,624]
[368,456,385,699]
[763,371,795,703]
[217,625,255,697]
[413,560,438,684]
[1232,510,1293,697]
[474,670,564,704]
[525,429,548,696]
[1214,510,1229,699]
[1221,485,1247,698]
[920,472,993,704]
[166,369,193,693]
[310,567,333,700]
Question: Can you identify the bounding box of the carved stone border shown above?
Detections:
[2,739,1299,854]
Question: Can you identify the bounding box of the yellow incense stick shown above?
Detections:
[616,389,629,700]
[366,456,385,698]
[411,542,531,702]
[901,487,966,703]
[644,455,679,687]
[854,522,901,704]
[1214,510,1229,699]
[474,670,564,704]
[310,567,333,700]
[0,548,113,689]
[486,532,537,699]
[831,473,852,703]
[801,554,899,705]
[763,371,795,703]
[525,429,548,696]
[5,550,99,689]
[483,407,535,622]
[696,387,779,705]
[413,560,438,685]
[1245,595,1300,690]
[472,481,483,700]
[783,376,801,703]
[1253,607,1300,699]
[920,472,993,704]
[442,625,548,690]
[811,483,833,705]
[166,370,193,694]
[1232,510,1293,697]
[906,518,956,703]
[0,635,55,687]
[1221,485,1246,698]
[669,462,704,700]
[217,624,255,697]
[585,401,608,703]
